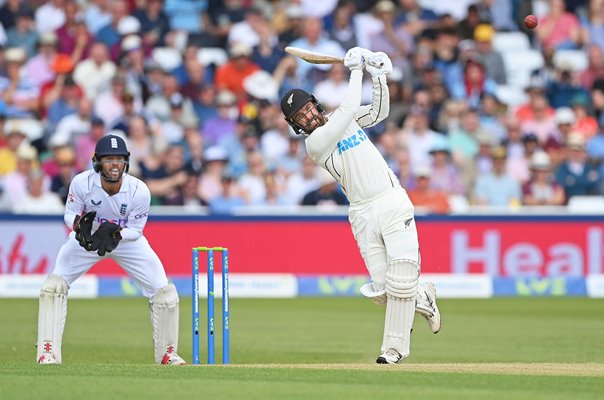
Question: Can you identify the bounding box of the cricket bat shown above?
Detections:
[285,46,383,67]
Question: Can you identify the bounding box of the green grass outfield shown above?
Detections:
[1,297,603,399]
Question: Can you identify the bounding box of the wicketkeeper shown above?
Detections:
[280,47,441,364]
[36,134,185,365]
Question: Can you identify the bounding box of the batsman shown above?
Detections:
[36,134,186,365]
[281,47,441,364]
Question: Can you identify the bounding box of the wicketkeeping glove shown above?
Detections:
[90,222,122,257]
[365,52,393,77]
[344,47,364,71]
[74,211,96,251]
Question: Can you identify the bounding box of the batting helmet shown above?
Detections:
[280,89,325,135]
[92,134,130,173]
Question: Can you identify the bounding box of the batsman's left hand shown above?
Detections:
[90,222,122,257]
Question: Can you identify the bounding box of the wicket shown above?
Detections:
[192,247,229,365]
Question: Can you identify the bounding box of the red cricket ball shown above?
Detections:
[524,15,538,29]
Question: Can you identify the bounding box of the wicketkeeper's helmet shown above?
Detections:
[280,89,325,135]
[93,134,130,173]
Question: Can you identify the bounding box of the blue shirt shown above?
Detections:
[164,0,208,33]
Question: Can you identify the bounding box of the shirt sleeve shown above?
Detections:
[355,75,390,128]
[63,175,86,229]
[305,69,363,164]
[121,180,151,242]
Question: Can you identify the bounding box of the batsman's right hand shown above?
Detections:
[344,47,364,71]
[74,211,97,251]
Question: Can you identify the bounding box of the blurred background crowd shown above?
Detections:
[0,0,603,215]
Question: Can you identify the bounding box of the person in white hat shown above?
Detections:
[554,132,601,200]
[522,151,565,205]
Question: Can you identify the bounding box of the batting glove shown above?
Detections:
[344,47,364,71]
[366,52,393,77]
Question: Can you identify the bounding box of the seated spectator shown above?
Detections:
[301,168,348,207]
[547,61,590,109]
[522,151,566,206]
[581,0,604,54]
[473,146,522,206]
[55,97,94,144]
[198,146,229,204]
[0,47,39,118]
[50,146,79,203]
[126,115,167,178]
[429,139,465,195]
[555,132,601,200]
[24,32,59,88]
[369,1,414,70]
[35,0,66,35]
[3,144,41,204]
[238,150,268,205]
[215,43,260,102]
[314,64,349,112]
[449,108,482,168]
[257,171,289,206]
[145,74,194,123]
[0,128,27,176]
[133,0,171,49]
[142,144,188,205]
[327,2,358,51]
[55,1,92,63]
[12,169,64,214]
[0,0,24,31]
[281,155,319,206]
[73,42,116,100]
[75,117,105,171]
[400,106,441,174]
[84,0,112,36]
[579,44,604,90]
[208,173,247,214]
[407,165,451,214]
[569,93,599,139]
[6,6,38,58]
[202,90,237,147]
[537,0,582,49]
[515,76,554,123]
[520,95,557,144]
[95,0,127,52]
[473,23,507,85]
[46,75,82,132]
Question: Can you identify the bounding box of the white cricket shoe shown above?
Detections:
[161,352,186,365]
[376,349,403,364]
[37,354,58,364]
[422,282,441,334]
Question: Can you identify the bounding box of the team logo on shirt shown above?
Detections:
[91,199,102,206]
[337,129,368,155]
[68,193,74,203]
[120,203,127,216]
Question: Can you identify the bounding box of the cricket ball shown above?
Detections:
[524,15,538,29]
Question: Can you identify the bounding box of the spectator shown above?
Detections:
[579,44,604,89]
[522,151,566,205]
[94,74,128,126]
[547,61,590,108]
[555,132,601,199]
[251,17,286,74]
[395,0,440,36]
[56,1,92,63]
[6,6,38,58]
[208,173,247,214]
[515,76,554,123]
[473,146,521,206]
[46,76,82,133]
[520,95,557,144]
[146,74,194,123]
[35,0,66,35]
[215,43,260,101]
[580,0,604,52]
[1,47,39,118]
[73,42,116,99]
[327,2,358,51]
[142,144,188,205]
[301,167,348,207]
[3,144,41,204]
[369,1,415,70]
[238,150,267,205]
[570,93,599,139]
[400,106,441,174]
[50,146,79,203]
[75,117,105,171]
[257,171,288,206]
[133,0,171,49]
[537,0,582,49]
[407,165,451,214]
[55,97,94,144]
[202,90,237,147]
[95,0,128,51]
[24,32,59,88]
[0,0,24,31]
[473,23,507,84]
[429,138,466,195]
[0,128,27,176]
[282,154,319,206]
[198,146,229,204]
[12,169,64,214]
[457,4,482,40]
[84,0,113,36]
[126,115,167,177]
[313,64,349,112]
[587,121,604,186]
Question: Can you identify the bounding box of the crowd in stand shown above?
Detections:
[0,0,603,215]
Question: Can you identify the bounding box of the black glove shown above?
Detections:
[90,222,122,256]
[74,211,97,251]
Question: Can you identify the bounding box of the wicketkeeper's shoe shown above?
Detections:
[422,282,441,334]
[161,352,187,365]
[376,349,403,364]
[37,354,58,364]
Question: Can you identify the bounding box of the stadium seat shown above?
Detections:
[553,50,589,72]
[495,85,529,108]
[501,50,544,88]
[151,47,182,71]
[197,48,228,67]
[492,32,531,53]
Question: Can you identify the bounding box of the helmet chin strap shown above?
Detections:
[99,165,127,183]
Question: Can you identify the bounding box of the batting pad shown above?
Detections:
[150,284,180,363]
[37,274,68,363]
[381,259,419,356]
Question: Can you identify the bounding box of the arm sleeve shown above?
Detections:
[355,75,390,128]
[306,69,363,164]
[121,181,151,242]
[63,176,85,229]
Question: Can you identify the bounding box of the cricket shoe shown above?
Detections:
[376,349,403,364]
[37,354,58,364]
[420,282,441,334]
[161,352,186,365]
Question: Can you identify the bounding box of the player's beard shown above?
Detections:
[101,164,126,183]
[303,113,326,134]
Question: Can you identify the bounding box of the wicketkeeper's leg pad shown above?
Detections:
[150,283,180,364]
[381,259,419,357]
[37,274,69,364]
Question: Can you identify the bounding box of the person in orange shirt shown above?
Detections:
[214,43,260,102]
[515,76,555,123]
[406,165,451,214]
